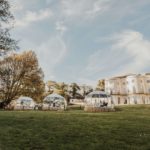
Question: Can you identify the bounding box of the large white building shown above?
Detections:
[105,73,150,105]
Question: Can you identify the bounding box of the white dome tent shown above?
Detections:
[84,91,114,112]
[43,93,67,110]
[13,96,36,110]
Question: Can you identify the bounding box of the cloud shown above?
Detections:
[10,0,150,86]
[86,0,112,17]
[55,21,67,35]
[84,30,150,79]
[15,8,53,28]
[36,35,67,80]
[10,0,24,13]
[61,0,112,19]
[46,0,53,4]
[112,30,150,73]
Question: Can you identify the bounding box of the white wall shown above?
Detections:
[105,74,150,105]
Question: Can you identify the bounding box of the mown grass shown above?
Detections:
[0,105,150,150]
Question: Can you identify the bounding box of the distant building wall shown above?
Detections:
[105,74,150,105]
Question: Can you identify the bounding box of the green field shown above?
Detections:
[0,105,150,150]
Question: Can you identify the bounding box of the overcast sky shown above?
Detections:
[9,0,150,86]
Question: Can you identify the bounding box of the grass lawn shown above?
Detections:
[0,105,150,150]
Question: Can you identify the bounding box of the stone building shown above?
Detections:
[105,73,150,105]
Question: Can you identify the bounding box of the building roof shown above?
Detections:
[105,73,143,80]
[111,74,136,79]
[88,91,107,95]
[145,73,150,75]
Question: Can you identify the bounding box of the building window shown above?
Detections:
[92,94,99,98]
[110,90,112,95]
[133,86,136,93]
[128,97,130,104]
[142,97,145,104]
[134,97,137,104]
[147,80,150,83]
[124,99,127,104]
[118,97,120,104]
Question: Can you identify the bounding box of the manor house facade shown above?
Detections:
[105,73,150,105]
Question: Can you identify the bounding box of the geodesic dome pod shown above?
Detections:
[84,91,114,112]
[14,96,36,110]
[43,93,67,110]
[85,91,112,108]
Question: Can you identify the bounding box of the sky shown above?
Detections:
[9,0,150,86]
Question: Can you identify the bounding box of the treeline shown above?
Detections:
[45,81,93,102]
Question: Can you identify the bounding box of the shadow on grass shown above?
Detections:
[114,106,123,112]
[67,104,84,111]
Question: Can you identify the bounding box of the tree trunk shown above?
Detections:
[0,99,11,109]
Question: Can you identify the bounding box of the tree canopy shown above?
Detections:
[0,0,18,55]
[0,51,45,108]
[96,79,105,91]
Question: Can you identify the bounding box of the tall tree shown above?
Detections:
[69,83,81,98]
[96,79,105,91]
[46,81,71,103]
[54,82,71,103]
[46,80,57,94]
[46,81,68,96]
[0,51,45,108]
[0,0,18,55]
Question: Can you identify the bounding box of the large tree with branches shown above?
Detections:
[0,51,45,108]
[0,0,18,55]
